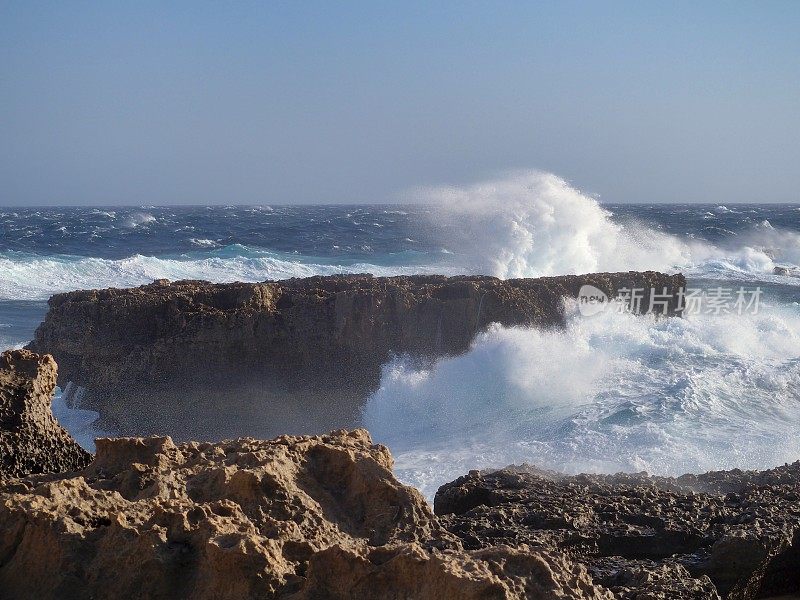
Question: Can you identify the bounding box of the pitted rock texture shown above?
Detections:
[0,430,611,600]
[0,350,91,478]
[27,272,685,439]
[435,465,800,599]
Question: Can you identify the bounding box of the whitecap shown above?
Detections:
[122,212,157,228]
[365,304,800,499]
[189,238,221,248]
[0,249,455,301]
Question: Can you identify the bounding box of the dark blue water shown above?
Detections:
[1,201,799,349]
[0,206,441,260]
[3,203,799,259]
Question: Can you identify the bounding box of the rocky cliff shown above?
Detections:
[28,272,685,439]
[3,430,797,600]
[0,429,611,599]
[435,465,800,599]
[1,354,797,599]
[0,350,91,478]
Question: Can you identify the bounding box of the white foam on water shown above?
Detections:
[189,238,221,248]
[51,387,109,452]
[364,304,800,499]
[0,249,454,301]
[421,170,800,283]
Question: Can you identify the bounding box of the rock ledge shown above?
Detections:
[28,272,685,438]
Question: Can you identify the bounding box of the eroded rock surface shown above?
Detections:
[0,349,91,478]
[0,429,611,599]
[435,465,800,599]
[27,272,685,438]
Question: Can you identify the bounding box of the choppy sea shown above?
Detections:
[2,171,798,498]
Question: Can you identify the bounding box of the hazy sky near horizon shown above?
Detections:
[1,1,799,206]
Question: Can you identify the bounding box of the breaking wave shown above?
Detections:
[2,173,799,301]
[364,303,800,499]
[423,170,800,282]
[121,211,157,228]
[0,247,450,301]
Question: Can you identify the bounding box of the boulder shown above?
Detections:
[0,350,91,478]
[0,429,611,599]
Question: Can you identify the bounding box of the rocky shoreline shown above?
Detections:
[436,466,800,599]
[1,348,798,599]
[4,273,797,598]
[0,350,610,599]
[27,272,685,439]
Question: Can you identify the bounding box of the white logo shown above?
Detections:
[577,285,609,317]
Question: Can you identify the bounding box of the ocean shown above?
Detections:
[2,172,799,498]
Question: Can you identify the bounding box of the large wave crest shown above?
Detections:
[363,304,800,498]
[423,170,799,280]
[0,247,448,301]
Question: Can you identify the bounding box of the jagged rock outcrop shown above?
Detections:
[0,429,612,599]
[435,464,800,599]
[27,272,685,439]
[0,350,91,478]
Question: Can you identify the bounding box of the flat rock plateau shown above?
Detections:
[27,272,684,439]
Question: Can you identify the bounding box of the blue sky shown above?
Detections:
[1,1,798,205]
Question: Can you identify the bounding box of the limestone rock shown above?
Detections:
[0,349,91,478]
[0,429,611,599]
[27,272,685,439]
[435,465,800,599]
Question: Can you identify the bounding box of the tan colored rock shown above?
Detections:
[0,349,91,478]
[27,272,686,439]
[291,543,611,599]
[0,429,611,599]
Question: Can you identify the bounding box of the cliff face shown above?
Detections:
[28,272,685,439]
[0,350,91,478]
[435,465,800,600]
[0,429,611,600]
